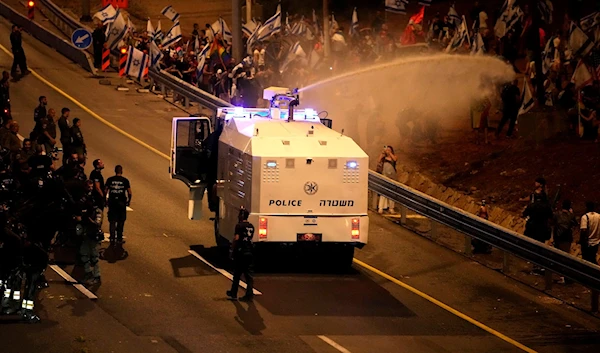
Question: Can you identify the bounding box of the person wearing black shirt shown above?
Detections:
[496,79,521,138]
[27,145,53,179]
[71,118,86,157]
[105,165,132,244]
[78,180,103,285]
[92,21,106,69]
[90,159,105,208]
[226,208,255,301]
[33,96,47,123]
[58,107,71,165]
[10,25,29,78]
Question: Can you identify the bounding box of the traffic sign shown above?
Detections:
[71,28,92,50]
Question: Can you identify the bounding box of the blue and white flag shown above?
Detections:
[246,21,261,54]
[256,4,282,42]
[147,19,155,39]
[448,5,460,27]
[290,18,307,36]
[162,22,182,48]
[242,20,258,37]
[580,12,600,33]
[349,8,359,36]
[106,10,128,50]
[93,4,117,25]
[125,46,149,81]
[518,80,534,115]
[196,43,210,81]
[569,22,594,58]
[279,41,306,73]
[446,16,470,53]
[471,32,485,55]
[385,0,406,15]
[538,0,553,24]
[149,41,164,68]
[418,0,432,6]
[211,18,233,43]
[155,21,163,41]
[161,5,180,23]
[542,36,557,74]
[494,0,523,38]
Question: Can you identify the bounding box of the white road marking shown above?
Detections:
[317,336,352,353]
[49,264,98,300]
[126,206,133,211]
[188,250,262,296]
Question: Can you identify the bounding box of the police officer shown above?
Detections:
[33,96,47,123]
[105,165,132,244]
[89,159,105,208]
[27,144,53,178]
[10,25,29,79]
[70,118,86,157]
[57,107,71,165]
[226,208,255,301]
[78,180,103,285]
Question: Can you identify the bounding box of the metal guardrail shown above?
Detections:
[369,171,600,309]
[23,0,600,312]
[0,1,95,74]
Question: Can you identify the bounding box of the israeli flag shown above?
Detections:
[518,81,534,116]
[161,5,180,23]
[349,8,359,36]
[537,0,553,24]
[196,44,210,83]
[448,5,460,27]
[93,4,117,25]
[162,22,182,48]
[155,21,163,41]
[569,22,594,57]
[542,36,556,75]
[256,4,282,42]
[246,21,261,54]
[290,17,307,36]
[446,17,470,53]
[125,46,149,81]
[471,32,485,55]
[418,0,432,6]
[494,0,523,38]
[149,41,164,68]
[279,42,306,73]
[580,12,600,32]
[106,10,128,50]
[147,19,155,39]
[242,20,258,37]
[385,0,406,15]
[211,18,233,43]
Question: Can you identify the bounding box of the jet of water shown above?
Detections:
[300,54,515,159]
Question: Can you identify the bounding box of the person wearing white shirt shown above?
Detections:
[580,201,600,265]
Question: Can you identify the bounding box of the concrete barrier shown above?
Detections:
[0,1,96,75]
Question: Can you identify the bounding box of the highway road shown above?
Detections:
[0,16,599,353]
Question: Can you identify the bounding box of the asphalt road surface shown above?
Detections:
[0,16,599,353]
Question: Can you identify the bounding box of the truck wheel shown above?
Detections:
[335,245,355,271]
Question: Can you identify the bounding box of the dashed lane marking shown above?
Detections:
[49,264,98,300]
[352,258,538,353]
[126,206,133,211]
[317,336,352,353]
[0,40,535,353]
[0,43,171,162]
[188,250,262,296]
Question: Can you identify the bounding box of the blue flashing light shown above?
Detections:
[234,107,244,116]
[346,161,358,169]
[266,161,277,168]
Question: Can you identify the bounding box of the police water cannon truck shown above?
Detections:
[169,87,369,266]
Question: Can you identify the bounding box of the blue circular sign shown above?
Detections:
[71,28,93,50]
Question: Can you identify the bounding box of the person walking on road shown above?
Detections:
[57,108,71,165]
[10,25,29,79]
[105,165,132,245]
[580,201,600,265]
[226,208,255,301]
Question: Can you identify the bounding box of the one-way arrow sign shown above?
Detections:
[71,28,93,50]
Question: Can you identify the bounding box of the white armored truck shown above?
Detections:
[169,87,369,267]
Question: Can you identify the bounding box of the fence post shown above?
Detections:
[184,96,190,109]
[371,192,378,211]
[503,252,510,273]
[544,269,553,291]
[400,206,407,225]
[464,235,472,256]
[592,290,599,312]
[430,220,439,240]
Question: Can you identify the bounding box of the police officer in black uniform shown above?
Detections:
[27,145,53,179]
[105,165,131,244]
[33,96,47,123]
[226,208,255,301]
[10,25,29,79]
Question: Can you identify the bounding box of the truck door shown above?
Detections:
[170,117,212,187]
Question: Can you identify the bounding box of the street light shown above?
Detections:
[27,1,34,20]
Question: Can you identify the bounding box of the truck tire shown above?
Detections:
[335,245,355,271]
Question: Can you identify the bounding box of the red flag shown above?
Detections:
[409,6,425,25]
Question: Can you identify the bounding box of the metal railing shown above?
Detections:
[22,0,600,313]
[0,1,95,74]
[369,171,600,310]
